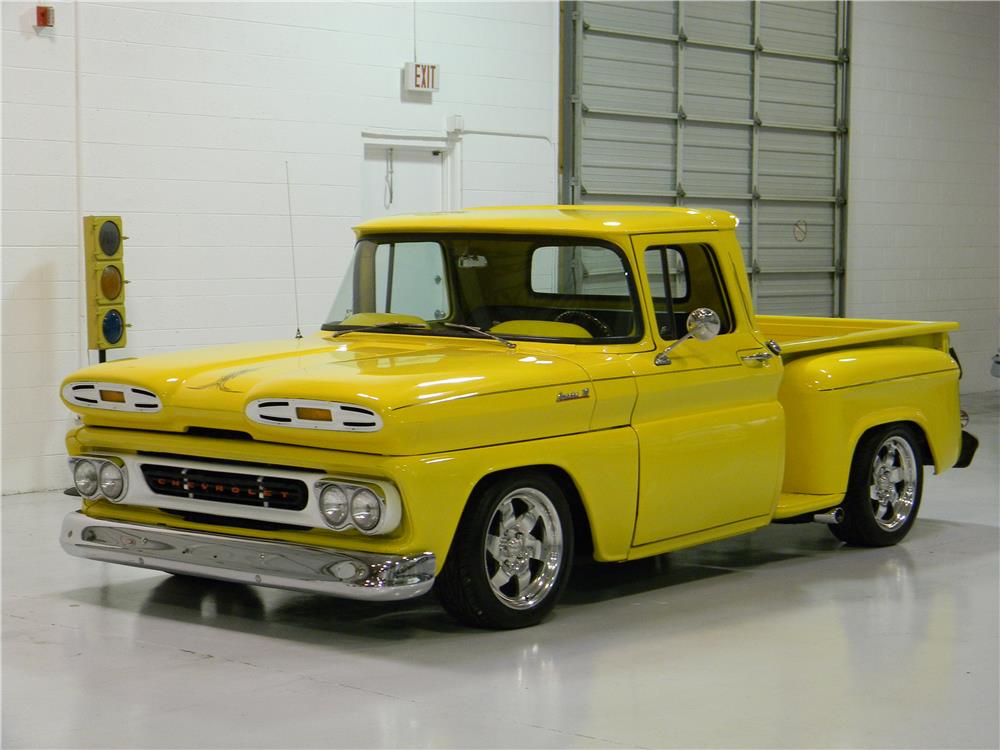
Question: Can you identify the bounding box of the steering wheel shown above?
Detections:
[555,310,612,338]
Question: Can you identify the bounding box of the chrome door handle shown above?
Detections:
[741,351,773,363]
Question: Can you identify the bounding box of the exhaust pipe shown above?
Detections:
[813,508,844,525]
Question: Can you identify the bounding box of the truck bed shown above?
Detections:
[757,315,959,358]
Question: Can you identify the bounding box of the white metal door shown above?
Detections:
[361,145,447,318]
[362,145,443,220]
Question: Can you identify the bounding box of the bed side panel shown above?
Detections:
[778,347,961,496]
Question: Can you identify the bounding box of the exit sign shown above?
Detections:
[404,62,440,92]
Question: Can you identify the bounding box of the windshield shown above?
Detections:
[323,235,642,343]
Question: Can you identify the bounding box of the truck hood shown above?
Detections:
[61,333,598,455]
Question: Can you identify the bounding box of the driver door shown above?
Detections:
[629,232,785,549]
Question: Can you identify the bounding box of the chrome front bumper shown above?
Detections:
[60,512,436,601]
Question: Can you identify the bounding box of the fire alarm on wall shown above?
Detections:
[35,5,55,28]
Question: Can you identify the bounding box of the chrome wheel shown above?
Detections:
[868,436,918,532]
[832,424,924,547]
[437,471,574,628]
[484,487,564,611]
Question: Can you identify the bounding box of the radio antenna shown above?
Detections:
[284,160,303,339]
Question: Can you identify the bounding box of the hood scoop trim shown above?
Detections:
[246,398,382,433]
[63,382,163,413]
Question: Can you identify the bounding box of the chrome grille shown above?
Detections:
[140,464,307,511]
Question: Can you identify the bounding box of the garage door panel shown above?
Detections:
[758,202,835,269]
[582,37,677,116]
[581,166,674,199]
[684,47,752,120]
[684,123,751,195]
[583,1,677,37]
[685,1,753,47]
[581,115,675,198]
[581,56,676,96]
[759,58,837,126]
[757,273,835,316]
[758,130,835,197]
[760,1,839,57]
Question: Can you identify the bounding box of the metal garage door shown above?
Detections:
[560,1,849,315]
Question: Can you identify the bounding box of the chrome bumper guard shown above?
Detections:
[60,512,436,601]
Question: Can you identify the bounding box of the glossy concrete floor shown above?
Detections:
[3,392,998,749]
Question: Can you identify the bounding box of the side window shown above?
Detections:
[644,244,732,340]
[531,245,630,297]
[644,247,689,302]
[374,241,449,320]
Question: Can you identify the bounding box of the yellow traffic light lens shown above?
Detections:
[100,265,123,300]
[98,220,121,256]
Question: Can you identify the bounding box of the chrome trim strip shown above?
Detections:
[60,512,435,601]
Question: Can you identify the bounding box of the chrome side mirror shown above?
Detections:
[654,308,721,366]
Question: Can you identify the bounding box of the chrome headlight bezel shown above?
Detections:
[319,484,351,530]
[313,478,399,535]
[69,455,128,502]
[72,459,100,498]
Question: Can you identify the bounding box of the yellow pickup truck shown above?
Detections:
[59,206,978,628]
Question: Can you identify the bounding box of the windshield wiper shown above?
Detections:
[329,321,430,337]
[441,323,516,349]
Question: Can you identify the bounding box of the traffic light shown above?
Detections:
[83,216,127,350]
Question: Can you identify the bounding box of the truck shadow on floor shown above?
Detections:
[60,517,993,643]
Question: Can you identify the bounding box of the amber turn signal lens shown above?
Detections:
[296,407,333,421]
[100,265,123,300]
[99,390,126,403]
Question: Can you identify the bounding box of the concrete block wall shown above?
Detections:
[846,1,999,394]
[2,1,558,493]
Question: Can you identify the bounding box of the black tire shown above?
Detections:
[436,471,574,629]
[830,424,924,547]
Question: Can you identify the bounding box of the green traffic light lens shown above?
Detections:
[98,220,121,256]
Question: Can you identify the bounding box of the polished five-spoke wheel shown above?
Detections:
[832,424,924,547]
[484,487,564,611]
[437,472,574,629]
[868,436,918,532]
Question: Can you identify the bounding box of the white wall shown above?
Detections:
[5,1,997,494]
[846,1,999,394]
[1,1,559,494]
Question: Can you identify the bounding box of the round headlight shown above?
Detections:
[73,460,99,497]
[319,484,349,528]
[98,462,125,501]
[350,488,382,532]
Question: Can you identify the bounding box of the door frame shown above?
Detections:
[361,129,461,211]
